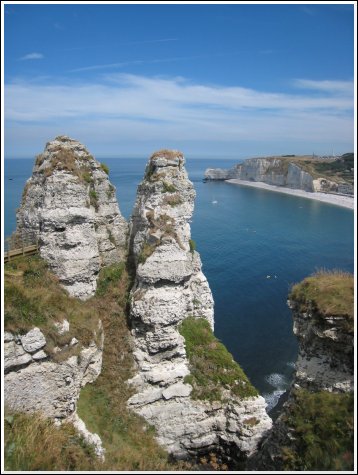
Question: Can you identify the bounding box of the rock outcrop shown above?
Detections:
[127,150,272,462]
[288,276,354,393]
[4,321,105,456]
[248,271,354,470]
[13,136,128,299]
[204,156,353,195]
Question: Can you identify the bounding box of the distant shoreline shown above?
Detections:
[226,179,354,210]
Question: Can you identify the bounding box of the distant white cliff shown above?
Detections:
[205,156,354,195]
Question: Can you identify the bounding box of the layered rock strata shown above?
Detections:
[289,298,354,392]
[205,157,352,194]
[128,150,272,461]
[4,321,104,457]
[13,136,128,299]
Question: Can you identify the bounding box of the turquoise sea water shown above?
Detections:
[4,158,354,410]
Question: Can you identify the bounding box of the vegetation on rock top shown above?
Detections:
[289,270,354,331]
[179,317,258,401]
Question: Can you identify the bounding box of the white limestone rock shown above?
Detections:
[4,341,32,372]
[13,136,128,299]
[54,319,70,334]
[4,326,103,419]
[128,150,271,461]
[20,327,46,353]
[70,412,105,460]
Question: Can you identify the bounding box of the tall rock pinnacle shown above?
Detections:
[13,136,128,299]
[128,150,271,461]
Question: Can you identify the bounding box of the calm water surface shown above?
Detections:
[4,158,354,409]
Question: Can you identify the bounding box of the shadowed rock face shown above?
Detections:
[13,136,128,299]
[128,150,272,462]
[289,301,354,393]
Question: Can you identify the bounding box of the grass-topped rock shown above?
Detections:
[179,317,258,401]
[289,270,354,332]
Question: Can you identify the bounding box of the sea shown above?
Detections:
[4,157,354,411]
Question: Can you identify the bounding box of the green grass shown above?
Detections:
[4,256,100,352]
[282,389,354,471]
[179,317,258,401]
[289,270,354,331]
[137,242,157,264]
[4,412,98,471]
[95,263,124,296]
[189,239,196,253]
[89,190,99,210]
[4,255,190,471]
[100,162,109,175]
[161,181,177,193]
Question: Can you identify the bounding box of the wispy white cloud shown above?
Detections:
[4,74,354,157]
[293,79,353,94]
[19,52,44,61]
[70,55,211,73]
[61,38,178,53]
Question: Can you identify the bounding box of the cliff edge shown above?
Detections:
[249,271,354,471]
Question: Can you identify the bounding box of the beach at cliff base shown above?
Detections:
[226,179,354,210]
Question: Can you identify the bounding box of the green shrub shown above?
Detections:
[137,242,156,264]
[189,239,196,253]
[100,163,109,175]
[82,172,93,184]
[282,390,354,470]
[96,263,125,297]
[161,181,177,193]
[89,190,99,210]
[179,317,258,401]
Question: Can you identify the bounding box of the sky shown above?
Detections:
[3,2,355,159]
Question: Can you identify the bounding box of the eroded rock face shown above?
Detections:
[128,150,271,461]
[13,136,128,299]
[4,321,105,458]
[205,158,314,191]
[289,300,354,392]
[4,323,103,418]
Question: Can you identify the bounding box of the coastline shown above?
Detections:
[226,179,354,210]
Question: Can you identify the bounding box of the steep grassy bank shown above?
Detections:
[4,256,189,471]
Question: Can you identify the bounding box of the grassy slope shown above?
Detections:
[179,317,258,401]
[282,390,354,470]
[4,256,189,471]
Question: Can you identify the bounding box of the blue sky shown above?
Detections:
[4,2,355,159]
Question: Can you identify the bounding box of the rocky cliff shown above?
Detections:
[249,271,354,470]
[127,150,272,462]
[13,136,128,300]
[205,156,353,195]
[4,321,105,457]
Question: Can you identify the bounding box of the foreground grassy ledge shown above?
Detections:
[281,390,354,471]
[4,256,189,471]
[289,270,354,331]
[179,317,258,401]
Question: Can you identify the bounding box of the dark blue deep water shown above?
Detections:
[4,158,354,409]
